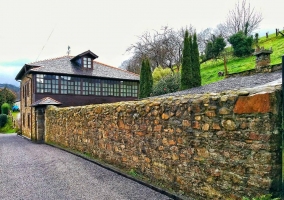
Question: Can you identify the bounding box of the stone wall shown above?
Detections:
[45,84,282,199]
[226,63,282,78]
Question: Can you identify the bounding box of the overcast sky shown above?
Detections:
[0,0,282,86]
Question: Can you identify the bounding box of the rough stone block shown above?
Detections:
[192,121,200,129]
[234,93,272,114]
[182,120,191,127]
[162,113,170,120]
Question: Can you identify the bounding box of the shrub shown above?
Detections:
[152,73,180,96]
[228,31,253,57]
[152,66,172,85]
[0,114,8,127]
[1,103,10,115]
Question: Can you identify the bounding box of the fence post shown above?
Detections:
[282,55,284,198]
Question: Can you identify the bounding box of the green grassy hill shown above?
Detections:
[201,33,284,85]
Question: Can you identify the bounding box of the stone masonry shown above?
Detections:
[45,83,282,199]
[253,48,273,73]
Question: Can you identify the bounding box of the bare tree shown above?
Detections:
[125,26,196,73]
[119,60,130,70]
[197,28,213,53]
[224,0,263,36]
[214,23,229,39]
[126,56,142,74]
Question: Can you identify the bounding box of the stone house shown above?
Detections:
[15,50,139,141]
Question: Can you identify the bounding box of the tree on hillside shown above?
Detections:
[180,30,193,90]
[254,32,259,46]
[228,31,253,57]
[204,42,214,61]
[139,58,153,98]
[119,57,141,74]
[224,0,263,36]
[192,33,201,87]
[214,23,229,39]
[0,87,16,109]
[197,28,213,54]
[204,35,226,61]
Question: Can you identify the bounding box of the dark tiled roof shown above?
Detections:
[31,97,62,107]
[26,56,139,81]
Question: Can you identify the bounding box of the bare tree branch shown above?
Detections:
[224,0,263,36]
[125,26,192,73]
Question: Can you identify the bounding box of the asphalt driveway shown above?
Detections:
[0,134,171,200]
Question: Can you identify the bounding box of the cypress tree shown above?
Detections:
[139,58,153,98]
[145,58,153,97]
[192,33,201,87]
[180,30,193,90]
[139,59,146,98]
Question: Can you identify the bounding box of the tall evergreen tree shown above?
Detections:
[192,33,201,87]
[139,58,153,98]
[180,30,193,90]
[145,58,153,97]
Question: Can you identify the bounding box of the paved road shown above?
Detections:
[0,134,172,200]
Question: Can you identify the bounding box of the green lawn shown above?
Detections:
[200,33,284,85]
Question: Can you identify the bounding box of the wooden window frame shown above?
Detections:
[95,79,101,96]
[82,57,93,69]
[36,74,59,94]
[33,73,138,98]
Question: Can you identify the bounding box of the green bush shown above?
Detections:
[228,31,253,57]
[1,103,10,115]
[0,114,8,127]
[152,73,180,96]
[152,66,172,85]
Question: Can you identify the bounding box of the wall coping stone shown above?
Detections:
[226,63,282,78]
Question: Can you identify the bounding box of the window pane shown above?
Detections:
[36,74,60,94]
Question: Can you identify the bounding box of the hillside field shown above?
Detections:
[201,33,284,85]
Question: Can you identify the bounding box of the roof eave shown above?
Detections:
[15,64,42,80]
[31,103,62,107]
[15,64,30,81]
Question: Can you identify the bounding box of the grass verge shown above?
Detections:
[0,115,16,133]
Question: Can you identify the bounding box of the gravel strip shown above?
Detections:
[0,134,172,200]
[154,70,282,98]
